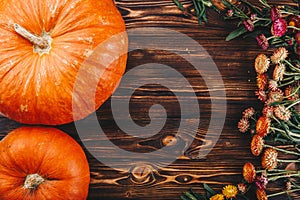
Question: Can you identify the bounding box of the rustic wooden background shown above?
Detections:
[0,0,299,199]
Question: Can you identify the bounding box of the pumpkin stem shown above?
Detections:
[23,173,45,190]
[14,23,52,55]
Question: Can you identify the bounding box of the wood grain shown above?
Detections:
[0,0,299,199]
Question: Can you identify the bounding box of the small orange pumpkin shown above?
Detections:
[0,126,90,199]
[0,0,128,125]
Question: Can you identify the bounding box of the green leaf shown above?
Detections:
[203,183,217,195]
[225,26,247,41]
[183,192,198,200]
[173,0,184,11]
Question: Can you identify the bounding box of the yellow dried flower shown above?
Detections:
[222,185,238,198]
[209,194,224,200]
[271,47,288,64]
[255,54,270,74]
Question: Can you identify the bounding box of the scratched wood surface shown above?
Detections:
[0,0,299,199]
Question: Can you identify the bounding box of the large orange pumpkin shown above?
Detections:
[0,0,128,125]
[0,126,90,199]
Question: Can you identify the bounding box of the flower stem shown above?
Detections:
[264,144,300,156]
[267,188,300,197]
[277,158,300,163]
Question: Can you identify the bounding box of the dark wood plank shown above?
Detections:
[0,0,299,199]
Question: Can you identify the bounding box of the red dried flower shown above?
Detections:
[257,73,268,90]
[295,32,300,44]
[262,148,278,170]
[242,162,256,183]
[271,18,287,37]
[251,134,264,156]
[256,116,271,137]
[238,118,250,133]
[243,19,254,32]
[285,86,299,100]
[255,90,267,102]
[270,6,281,21]
[256,34,269,50]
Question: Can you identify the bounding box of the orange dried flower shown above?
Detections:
[255,54,270,74]
[256,188,268,200]
[257,73,268,90]
[256,116,271,137]
[209,194,224,200]
[262,148,278,170]
[242,162,256,183]
[251,134,264,156]
[271,47,288,64]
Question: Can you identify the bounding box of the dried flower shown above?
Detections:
[262,106,274,118]
[286,181,292,190]
[256,188,268,200]
[270,6,281,21]
[262,148,278,170]
[255,90,268,102]
[256,116,271,137]
[288,15,300,34]
[271,47,288,64]
[257,73,268,90]
[226,9,233,17]
[209,194,224,200]
[243,19,254,31]
[273,63,285,81]
[238,118,250,133]
[222,185,238,198]
[295,32,300,44]
[267,89,283,103]
[285,86,299,100]
[242,107,255,119]
[271,18,287,37]
[274,105,291,121]
[237,183,247,194]
[250,13,257,21]
[255,173,268,190]
[251,134,264,156]
[255,54,270,74]
[268,79,278,91]
[242,162,256,183]
[256,34,269,50]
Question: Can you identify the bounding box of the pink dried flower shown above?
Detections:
[243,19,254,32]
[256,34,269,50]
[238,118,250,133]
[250,13,257,21]
[255,90,267,102]
[227,9,233,17]
[267,88,284,103]
[273,63,285,81]
[262,106,274,118]
[255,173,268,190]
[268,79,278,91]
[271,18,287,37]
[274,105,291,121]
[270,6,281,21]
[243,107,256,119]
[237,183,247,194]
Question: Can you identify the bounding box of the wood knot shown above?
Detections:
[162,135,177,146]
[175,174,193,184]
[130,164,155,185]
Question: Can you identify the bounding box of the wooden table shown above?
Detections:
[0,0,299,199]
